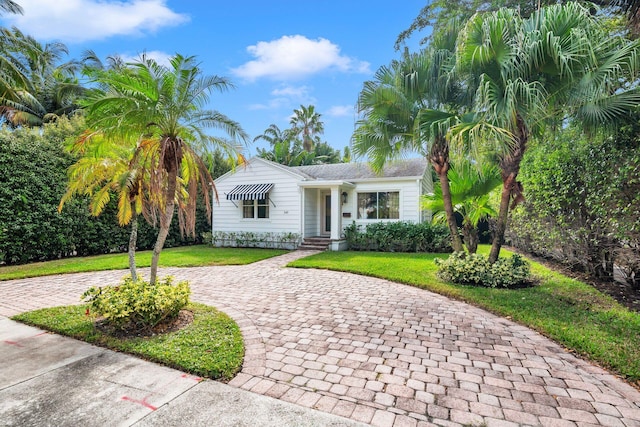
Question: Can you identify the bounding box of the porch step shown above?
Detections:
[298,237,331,251]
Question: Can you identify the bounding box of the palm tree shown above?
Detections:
[0,0,22,15]
[290,105,324,152]
[59,131,146,280]
[255,124,305,165]
[0,28,83,127]
[395,0,640,49]
[83,54,248,284]
[353,30,469,252]
[455,3,640,263]
[423,161,501,253]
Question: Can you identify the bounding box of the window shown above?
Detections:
[357,192,399,219]
[242,197,269,218]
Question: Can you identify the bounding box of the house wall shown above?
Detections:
[420,165,434,222]
[303,188,319,237]
[341,179,424,233]
[342,178,423,236]
[212,159,302,235]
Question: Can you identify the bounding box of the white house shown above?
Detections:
[211,157,432,250]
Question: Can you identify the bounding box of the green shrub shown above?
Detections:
[435,251,531,288]
[211,231,300,249]
[0,118,211,265]
[82,276,191,332]
[507,125,639,286]
[343,221,452,253]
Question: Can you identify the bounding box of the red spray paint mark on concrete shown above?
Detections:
[3,332,47,347]
[181,373,203,382]
[121,396,158,411]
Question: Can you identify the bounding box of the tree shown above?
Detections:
[423,161,501,253]
[83,54,247,284]
[353,31,469,252]
[454,3,640,263]
[0,27,83,127]
[59,131,147,280]
[342,146,352,163]
[290,104,324,152]
[255,120,343,166]
[508,124,640,284]
[0,0,22,15]
[255,124,307,165]
[313,141,342,164]
[201,148,234,179]
[395,0,640,49]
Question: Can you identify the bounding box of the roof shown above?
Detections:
[214,157,429,184]
[292,158,428,181]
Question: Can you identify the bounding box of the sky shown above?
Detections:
[0,0,428,157]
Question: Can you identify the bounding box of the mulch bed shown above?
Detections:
[95,309,194,339]
[508,247,640,313]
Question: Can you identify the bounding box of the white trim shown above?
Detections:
[215,157,307,184]
[346,176,423,183]
[251,157,310,179]
[355,189,401,221]
[298,180,356,188]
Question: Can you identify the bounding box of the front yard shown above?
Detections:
[289,247,640,385]
[0,245,288,281]
[6,245,639,386]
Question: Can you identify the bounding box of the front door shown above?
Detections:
[321,192,331,236]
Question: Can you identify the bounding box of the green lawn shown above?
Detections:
[0,245,288,281]
[12,303,244,381]
[288,247,640,384]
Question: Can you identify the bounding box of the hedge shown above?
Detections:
[0,119,208,265]
[343,221,452,253]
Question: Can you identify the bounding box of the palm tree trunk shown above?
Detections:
[150,169,178,285]
[429,141,463,252]
[128,214,138,281]
[489,177,513,263]
[438,169,464,252]
[463,222,479,254]
[489,121,527,263]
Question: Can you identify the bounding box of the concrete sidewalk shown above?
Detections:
[0,317,363,426]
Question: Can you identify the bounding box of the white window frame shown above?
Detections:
[242,197,269,219]
[357,191,400,220]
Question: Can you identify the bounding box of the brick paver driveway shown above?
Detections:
[1,251,639,427]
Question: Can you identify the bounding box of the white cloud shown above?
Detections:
[327,105,354,117]
[271,85,316,104]
[248,98,290,111]
[271,85,310,99]
[249,85,317,112]
[4,0,188,43]
[120,50,173,67]
[232,35,371,81]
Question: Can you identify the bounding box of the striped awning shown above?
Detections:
[226,183,273,201]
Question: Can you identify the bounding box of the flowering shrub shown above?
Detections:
[435,252,531,288]
[82,276,190,332]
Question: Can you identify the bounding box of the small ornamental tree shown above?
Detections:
[82,54,248,284]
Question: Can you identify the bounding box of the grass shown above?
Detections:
[288,246,640,384]
[12,302,244,381]
[0,245,288,281]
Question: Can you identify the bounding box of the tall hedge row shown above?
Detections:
[0,119,208,265]
[507,125,640,288]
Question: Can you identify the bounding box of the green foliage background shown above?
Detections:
[0,118,213,265]
[507,124,640,286]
